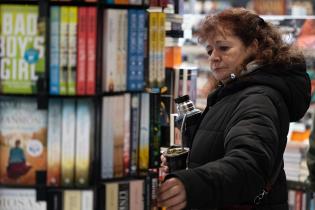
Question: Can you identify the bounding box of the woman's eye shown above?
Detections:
[207,50,213,56]
[219,46,230,51]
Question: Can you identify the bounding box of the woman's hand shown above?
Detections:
[157,177,187,210]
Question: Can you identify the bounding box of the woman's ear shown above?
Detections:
[249,39,259,54]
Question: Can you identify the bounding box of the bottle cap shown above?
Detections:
[174,95,190,104]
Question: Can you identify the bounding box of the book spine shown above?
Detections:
[86,7,97,95]
[105,183,118,210]
[103,10,118,92]
[157,12,165,87]
[75,99,93,187]
[59,6,69,95]
[47,99,62,186]
[148,12,158,87]
[136,10,146,91]
[81,190,94,210]
[130,94,140,176]
[123,94,131,176]
[47,190,63,210]
[118,181,130,210]
[139,93,150,173]
[63,190,81,210]
[129,180,144,210]
[61,99,76,186]
[101,97,113,179]
[76,7,87,95]
[50,6,60,95]
[149,92,161,168]
[127,9,138,91]
[67,6,78,96]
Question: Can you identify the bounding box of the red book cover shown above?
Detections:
[86,7,97,95]
[76,7,87,95]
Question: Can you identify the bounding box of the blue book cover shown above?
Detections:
[136,10,147,90]
[49,6,60,95]
[127,9,139,91]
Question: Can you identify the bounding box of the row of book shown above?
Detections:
[0,96,95,187]
[50,6,97,96]
[104,179,144,210]
[288,190,315,210]
[102,9,147,92]
[0,188,94,210]
[101,92,161,179]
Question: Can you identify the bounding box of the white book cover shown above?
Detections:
[103,10,118,92]
[61,99,76,186]
[101,97,113,179]
[0,188,46,210]
[47,99,62,186]
[75,99,93,186]
[81,190,93,210]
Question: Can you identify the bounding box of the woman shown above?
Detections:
[157,8,311,210]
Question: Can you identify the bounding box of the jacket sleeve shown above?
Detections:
[170,93,282,209]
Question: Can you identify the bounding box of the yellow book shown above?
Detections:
[63,190,81,210]
[59,6,69,95]
[105,183,118,210]
[67,6,78,95]
[157,12,166,87]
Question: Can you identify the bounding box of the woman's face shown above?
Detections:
[206,29,255,83]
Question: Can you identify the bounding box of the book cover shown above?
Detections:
[139,93,150,173]
[129,180,144,210]
[49,6,60,95]
[103,9,118,92]
[127,9,138,91]
[81,190,94,210]
[47,99,62,186]
[67,6,78,96]
[116,10,128,91]
[75,99,94,187]
[86,7,97,95]
[101,97,114,179]
[0,97,47,185]
[105,182,118,210]
[123,94,131,176]
[113,95,125,178]
[61,99,76,186]
[0,188,47,210]
[149,92,161,168]
[63,190,81,210]
[130,94,141,176]
[118,181,129,210]
[47,190,63,210]
[76,7,87,95]
[59,6,69,95]
[0,5,45,94]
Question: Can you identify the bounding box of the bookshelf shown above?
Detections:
[0,0,184,209]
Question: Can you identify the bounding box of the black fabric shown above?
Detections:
[168,62,311,210]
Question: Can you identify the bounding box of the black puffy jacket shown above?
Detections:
[169,62,311,210]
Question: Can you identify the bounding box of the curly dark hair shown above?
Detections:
[196,7,304,65]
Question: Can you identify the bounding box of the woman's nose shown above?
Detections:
[209,50,220,62]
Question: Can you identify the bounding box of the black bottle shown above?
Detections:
[174,95,202,148]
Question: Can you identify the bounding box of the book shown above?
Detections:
[59,6,69,95]
[81,190,94,210]
[86,7,97,95]
[63,190,81,210]
[118,181,129,210]
[61,99,76,186]
[0,97,47,185]
[75,99,94,187]
[105,182,118,210]
[76,7,87,95]
[129,180,144,210]
[50,6,60,95]
[139,93,150,173]
[0,5,45,94]
[0,188,47,210]
[47,99,62,186]
[67,7,78,96]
